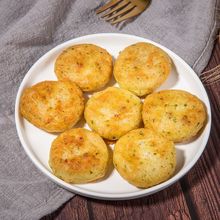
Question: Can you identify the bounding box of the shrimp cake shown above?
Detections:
[20,81,84,132]
[84,87,142,140]
[113,128,176,188]
[142,90,207,142]
[49,128,109,183]
[114,42,171,96]
[55,44,113,91]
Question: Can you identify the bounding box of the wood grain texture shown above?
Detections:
[42,40,220,220]
[86,183,190,220]
[180,41,220,220]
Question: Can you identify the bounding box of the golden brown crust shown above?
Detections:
[20,81,84,132]
[142,90,207,142]
[55,44,113,91]
[114,42,171,96]
[84,87,142,140]
[113,128,176,188]
[49,128,109,183]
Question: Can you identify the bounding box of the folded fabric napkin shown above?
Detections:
[0,0,219,219]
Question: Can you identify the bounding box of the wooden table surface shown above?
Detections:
[43,40,220,220]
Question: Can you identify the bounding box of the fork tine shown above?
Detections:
[96,0,122,14]
[111,7,141,24]
[105,4,134,21]
[101,0,130,18]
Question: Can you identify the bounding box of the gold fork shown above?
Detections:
[96,0,150,25]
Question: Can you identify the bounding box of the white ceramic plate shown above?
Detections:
[15,33,211,200]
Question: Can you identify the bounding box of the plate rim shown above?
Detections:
[15,33,212,200]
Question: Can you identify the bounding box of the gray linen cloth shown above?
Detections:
[0,0,219,219]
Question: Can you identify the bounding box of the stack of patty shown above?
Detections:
[19,42,207,188]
